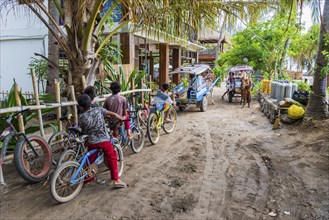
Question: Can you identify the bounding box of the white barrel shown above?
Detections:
[285,83,293,98]
[270,81,277,98]
[292,83,298,94]
[275,82,281,100]
[277,83,286,102]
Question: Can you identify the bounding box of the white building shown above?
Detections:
[0,6,48,93]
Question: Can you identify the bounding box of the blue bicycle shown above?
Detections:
[111,110,145,153]
[50,134,123,203]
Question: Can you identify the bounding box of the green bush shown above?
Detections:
[296,81,311,92]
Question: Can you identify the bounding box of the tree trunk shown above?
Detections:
[305,0,329,118]
[279,38,291,77]
[46,0,59,100]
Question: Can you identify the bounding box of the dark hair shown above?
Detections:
[162,83,169,91]
[83,86,96,101]
[110,81,121,94]
[77,94,91,109]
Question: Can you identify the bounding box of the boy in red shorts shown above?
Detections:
[77,94,126,188]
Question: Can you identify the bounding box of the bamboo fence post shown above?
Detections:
[81,75,86,90]
[130,76,135,105]
[149,75,152,106]
[140,78,145,106]
[14,82,25,133]
[70,85,78,126]
[31,68,45,138]
[55,79,62,131]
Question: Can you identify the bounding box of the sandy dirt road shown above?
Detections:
[1,86,328,220]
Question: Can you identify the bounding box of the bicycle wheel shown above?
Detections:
[57,149,77,167]
[14,134,51,183]
[137,109,148,127]
[147,113,160,145]
[163,108,177,134]
[50,161,84,203]
[130,127,145,153]
[104,143,124,177]
[48,131,72,166]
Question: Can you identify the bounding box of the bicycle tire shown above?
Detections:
[57,149,77,167]
[48,131,72,166]
[50,161,84,203]
[104,143,124,177]
[147,113,160,145]
[14,134,51,183]
[163,108,177,134]
[137,109,148,127]
[130,127,145,153]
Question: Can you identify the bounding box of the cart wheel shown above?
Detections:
[179,106,186,111]
[200,95,208,112]
[228,92,233,103]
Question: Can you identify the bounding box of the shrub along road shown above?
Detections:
[1,86,328,220]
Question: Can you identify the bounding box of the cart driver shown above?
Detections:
[187,73,203,99]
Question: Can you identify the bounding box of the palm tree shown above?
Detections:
[305,0,328,118]
[46,0,59,99]
[0,0,277,96]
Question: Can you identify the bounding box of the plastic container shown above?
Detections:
[285,83,293,98]
[262,80,269,94]
[292,83,298,94]
[270,81,277,98]
[275,82,282,100]
[277,83,286,102]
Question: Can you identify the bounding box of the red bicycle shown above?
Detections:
[0,109,51,185]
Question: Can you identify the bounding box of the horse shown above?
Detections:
[241,75,251,108]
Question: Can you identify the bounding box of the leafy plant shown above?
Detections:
[28,57,48,94]
[296,81,311,92]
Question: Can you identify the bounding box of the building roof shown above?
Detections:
[197,27,232,44]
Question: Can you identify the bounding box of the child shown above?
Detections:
[77,94,126,188]
[103,81,133,139]
[153,82,173,122]
[83,86,99,107]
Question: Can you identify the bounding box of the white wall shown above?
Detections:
[0,4,48,93]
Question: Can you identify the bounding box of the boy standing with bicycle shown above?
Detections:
[103,81,133,139]
[77,94,127,188]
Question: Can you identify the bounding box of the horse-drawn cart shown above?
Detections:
[224,65,254,104]
[170,64,219,112]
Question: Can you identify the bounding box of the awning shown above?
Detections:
[134,28,206,52]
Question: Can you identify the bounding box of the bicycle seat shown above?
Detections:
[60,113,72,121]
[68,127,82,134]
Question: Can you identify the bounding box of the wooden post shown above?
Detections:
[31,68,45,138]
[55,79,62,131]
[14,82,25,133]
[159,43,169,86]
[70,85,78,126]
[172,48,181,85]
[81,75,86,90]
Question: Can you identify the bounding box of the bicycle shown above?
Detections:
[111,116,145,153]
[48,113,78,166]
[147,104,177,145]
[0,109,51,184]
[56,127,123,173]
[50,132,124,203]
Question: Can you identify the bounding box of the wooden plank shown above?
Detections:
[14,83,25,133]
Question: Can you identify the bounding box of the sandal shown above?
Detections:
[113,182,127,189]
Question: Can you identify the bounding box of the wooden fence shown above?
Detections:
[0,69,152,139]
